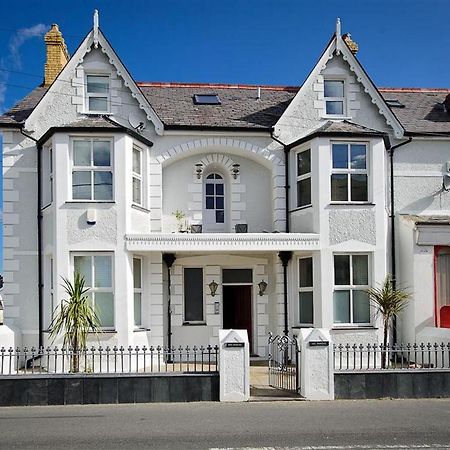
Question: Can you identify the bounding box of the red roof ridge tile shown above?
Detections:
[378,87,450,93]
[136,81,299,91]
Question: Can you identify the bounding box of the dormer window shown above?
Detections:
[324,80,345,115]
[86,75,110,113]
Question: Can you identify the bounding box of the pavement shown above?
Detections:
[0,399,449,450]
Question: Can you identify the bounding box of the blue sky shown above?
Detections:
[0,0,449,271]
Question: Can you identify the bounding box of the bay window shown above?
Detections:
[298,257,314,325]
[296,149,311,208]
[72,138,113,201]
[333,254,370,325]
[331,143,368,202]
[74,254,114,329]
[132,146,142,206]
[133,257,142,327]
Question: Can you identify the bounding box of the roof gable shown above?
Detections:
[23,27,164,136]
[274,20,405,143]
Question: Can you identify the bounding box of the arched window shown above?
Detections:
[204,173,225,231]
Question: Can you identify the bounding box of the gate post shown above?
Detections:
[219,329,250,402]
[298,328,334,400]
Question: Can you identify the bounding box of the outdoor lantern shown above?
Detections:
[258,279,268,296]
[195,163,203,179]
[231,163,240,179]
[208,280,219,297]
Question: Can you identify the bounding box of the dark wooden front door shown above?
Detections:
[223,285,253,352]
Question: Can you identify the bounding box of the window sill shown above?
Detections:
[82,111,112,116]
[292,325,314,329]
[290,204,312,213]
[332,325,378,331]
[133,327,150,332]
[328,202,375,207]
[131,204,151,213]
[65,201,115,205]
[183,322,207,326]
[321,115,352,120]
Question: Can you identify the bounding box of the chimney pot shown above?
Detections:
[342,33,359,56]
[44,23,69,86]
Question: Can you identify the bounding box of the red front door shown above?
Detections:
[223,285,253,353]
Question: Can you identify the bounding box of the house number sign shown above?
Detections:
[309,341,329,347]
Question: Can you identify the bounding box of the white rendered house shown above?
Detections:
[1,15,449,356]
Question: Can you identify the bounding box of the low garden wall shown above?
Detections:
[0,372,219,406]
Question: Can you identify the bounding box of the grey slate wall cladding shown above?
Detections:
[335,371,450,399]
[0,373,219,406]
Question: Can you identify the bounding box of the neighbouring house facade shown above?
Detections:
[0,14,449,357]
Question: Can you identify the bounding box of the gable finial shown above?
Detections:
[336,17,341,37]
[93,9,99,48]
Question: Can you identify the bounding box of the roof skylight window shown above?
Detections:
[193,94,221,105]
[385,99,405,108]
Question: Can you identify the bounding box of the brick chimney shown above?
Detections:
[44,24,69,86]
[342,33,358,56]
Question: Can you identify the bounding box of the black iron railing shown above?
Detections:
[333,342,450,371]
[0,345,219,375]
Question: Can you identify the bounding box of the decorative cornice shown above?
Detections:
[125,233,320,252]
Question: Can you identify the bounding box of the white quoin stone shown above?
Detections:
[219,329,250,402]
[298,328,334,400]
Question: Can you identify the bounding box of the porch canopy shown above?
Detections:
[125,233,320,252]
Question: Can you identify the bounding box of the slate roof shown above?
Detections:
[379,88,450,134]
[0,82,449,135]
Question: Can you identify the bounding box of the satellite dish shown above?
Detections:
[128,113,145,132]
[443,174,450,191]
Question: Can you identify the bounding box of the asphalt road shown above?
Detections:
[0,399,449,450]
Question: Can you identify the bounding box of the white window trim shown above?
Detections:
[133,256,143,328]
[71,252,115,330]
[333,253,371,326]
[330,141,369,204]
[132,145,143,207]
[298,256,314,327]
[295,148,312,209]
[203,171,226,232]
[85,74,111,114]
[182,267,205,324]
[323,78,347,118]
[71,137,114,202]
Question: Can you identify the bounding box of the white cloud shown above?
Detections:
[0,23,48,112]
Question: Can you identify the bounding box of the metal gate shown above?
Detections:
[268,332,300,393]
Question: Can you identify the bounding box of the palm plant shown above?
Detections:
[49,272,102,372]
[366,274,410,368]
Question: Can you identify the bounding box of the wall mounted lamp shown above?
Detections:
[208,280,219,297]
[231,163,240,179]
[258,279,268,296]
[195,163,203,179]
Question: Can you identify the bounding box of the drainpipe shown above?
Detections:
[388,136,412,344]
[162,253,176,358]
[271,132,290,232]
[278,251,293,336]
[20,129,44,349]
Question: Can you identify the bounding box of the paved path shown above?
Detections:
[0,399,449,449]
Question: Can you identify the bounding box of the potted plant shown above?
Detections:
[172,210,189,232]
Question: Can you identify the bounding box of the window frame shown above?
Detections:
[323,79,346,117]
[333,253,371,326]
[203,172,226,231]
[295,148,312,209]
[183,267,205,325]
[85,74,111,114]
[71,252,115,330]
[298,256,314,326]
[133,256,143,328]
[71,137,114,202]
[330,141,369,203]
[132,145,143,207]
